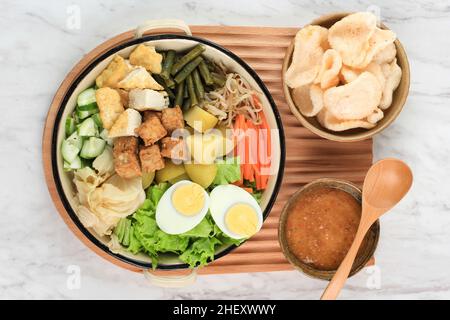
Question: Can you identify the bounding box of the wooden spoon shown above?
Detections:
[321,158,413,300]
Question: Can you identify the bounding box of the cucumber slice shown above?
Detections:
[114,219,126,242]
[80,137,106,159]
[77,88,96,107]
[77,102,98,112]
[66,131,83,149]
[91,113,103,129]
[76,109,93,120]
[61,140,80,163]
[100,129,113,146]
[65,117,76,136]
[63,156,82,171]
[77,117,97,137]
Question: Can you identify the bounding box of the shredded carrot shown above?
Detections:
[242,187,253,194]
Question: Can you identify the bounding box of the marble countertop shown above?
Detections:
[1,0,449,300]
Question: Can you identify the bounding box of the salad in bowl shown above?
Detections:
[54,35,284,270]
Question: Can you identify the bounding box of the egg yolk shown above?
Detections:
[172,183,205,216]
[225,204,258,238]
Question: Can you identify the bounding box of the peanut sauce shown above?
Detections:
[285,187,362,271]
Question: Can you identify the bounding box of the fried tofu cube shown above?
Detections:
[129,44,163,74]
[113,136,141,178]
[161,106,184,134]
[143,110,162,121]
[117,67,163,90]
[160,137,186,160]
[108,109,142,138]
[128,89,169,111]
[139,145,165,173]
[136,116,167,146]
[95,87,125,129]
[116,89,129,107]
[95,55,129,88]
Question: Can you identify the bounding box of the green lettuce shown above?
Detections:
[212,156,241,185]
[114,182,242,269]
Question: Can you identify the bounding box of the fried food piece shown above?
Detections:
[113,136,141,178]
[160,137,186,160]
[317,109,375,131]
[117,67,164,90]
[139,145,165,173]
[161,106,184,134]
[95,87,125,130]
[285,25,328,88]
[143,110,162,121]
[116,89,129,107]
[96,55,129,88]
[129,44,163,74]
[108,109,142,138]
[136,116,167,146]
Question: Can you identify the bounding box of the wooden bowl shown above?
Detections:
[282,12,410,142]
[278,178,380,281]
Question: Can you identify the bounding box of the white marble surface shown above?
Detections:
[0,0,449,300]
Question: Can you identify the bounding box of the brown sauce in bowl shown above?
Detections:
[285,187,362,271]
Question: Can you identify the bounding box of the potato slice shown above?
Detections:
[324,72,382,120]
[380,59,402,109]
[184,163,217,188]
[285,25,328,88]
[329,12,377,68]
[317,108,375,131]
[315,49,342,89]
[184,106,219,133]
[155,161,186,183]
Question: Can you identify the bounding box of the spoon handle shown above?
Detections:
[321,223,371,300]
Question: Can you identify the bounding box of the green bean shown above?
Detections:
[183,80,189,98]
[161,50,176,80]
[211,72,226,88]
[198,60,213,85]
[165,76,176,89]
[192,68,205,100]
[153,74,175,99]
[171,45,205,76]
[174,80,185,108]
[182,98,191,111]
[186,74,198,107]
[174,56,203,84]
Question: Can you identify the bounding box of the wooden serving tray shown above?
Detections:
[153,26,373,276]
[43,25,373,276]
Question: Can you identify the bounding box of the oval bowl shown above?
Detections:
[278,178,380,281]
[282,12,410,142]
[45,33,285,270]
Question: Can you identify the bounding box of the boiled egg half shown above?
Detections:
[210,185,263,239]
[156,180,210,234]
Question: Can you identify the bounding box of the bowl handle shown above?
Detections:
[143,268,197,288]
[135,19,192,38]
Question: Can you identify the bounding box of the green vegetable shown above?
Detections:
[61,131,83,163]
[174,56,203,84]
[212,72,226,88]
[186,73,198,107]
[65,117,76,136]
[114,182,242,269]
[171,45,205,76]
[77,88,96,107]
[174,80,185,108]
[198,60,213,85]
[91,113,103,129]
[80,137,106,159]
[161,50,176,80]
[153,74,176,98]
[192,68,205,100]
[182,98,191,111]
[212,157,241,185]
[77,117,97,137]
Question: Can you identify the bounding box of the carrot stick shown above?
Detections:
[242,187,253,194]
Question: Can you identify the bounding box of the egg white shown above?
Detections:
[155,180,210,235]
[209,185,263,239]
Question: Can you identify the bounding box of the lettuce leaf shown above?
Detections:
[179,237,222,268]
[213,157,241,185]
